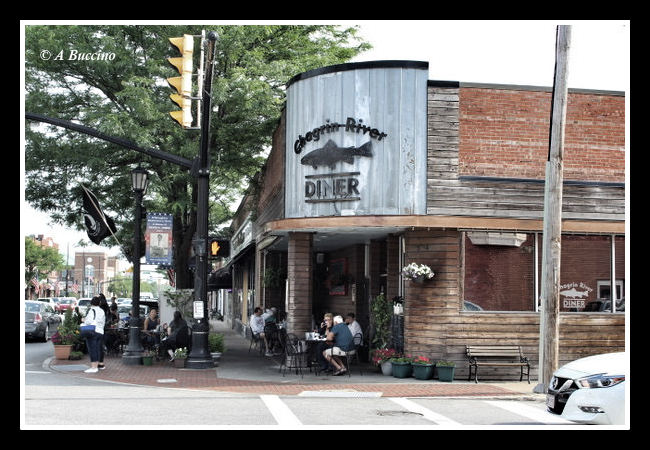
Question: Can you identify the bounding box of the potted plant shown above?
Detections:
[51,309,80,359]
[371,348,398,376]
[370,293,391,350]
[411,356,435,380]
[436,360,456,382]
[208,333,225,366]
[390,355,413,378]
[173,347,188,368]
[401,263,435,283]
[51,329,76,359]
[142,349,155,366]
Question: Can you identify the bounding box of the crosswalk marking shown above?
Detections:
[389,397,463,426]
[260,395,570,427]
[260,395,302,426]
[484,400,574,425]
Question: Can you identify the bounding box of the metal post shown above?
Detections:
[186,31,218,369]
[122,188,145,365]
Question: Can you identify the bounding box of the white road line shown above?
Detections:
[390,397,462,426]
[484,400,574,424]
[260,395,302,426]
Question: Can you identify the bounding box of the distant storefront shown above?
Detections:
[221,61,625,380]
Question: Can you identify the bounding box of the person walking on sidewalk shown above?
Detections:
[83,296,106,373]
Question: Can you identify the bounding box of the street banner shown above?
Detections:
[145,213,173,265]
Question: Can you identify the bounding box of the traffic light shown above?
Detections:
[209,238,230,258]
[167,35,194,128]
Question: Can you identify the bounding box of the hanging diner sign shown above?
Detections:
[285,61,429,218]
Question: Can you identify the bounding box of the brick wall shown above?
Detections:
[459,87,625,183]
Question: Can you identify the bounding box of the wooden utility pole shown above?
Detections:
[537,25,571,393]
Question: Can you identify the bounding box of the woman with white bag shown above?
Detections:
[81,296,106,373]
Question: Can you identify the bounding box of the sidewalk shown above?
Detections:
[49,320,543,400]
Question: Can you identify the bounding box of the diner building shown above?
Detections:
[220,61,626,380]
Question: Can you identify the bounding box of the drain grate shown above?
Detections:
[376,410,423,417]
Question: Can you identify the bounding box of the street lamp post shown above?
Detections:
[122,166,149,365]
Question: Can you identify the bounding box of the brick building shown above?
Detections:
[221,61,625,381]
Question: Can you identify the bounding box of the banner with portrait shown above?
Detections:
[145,213,173,266]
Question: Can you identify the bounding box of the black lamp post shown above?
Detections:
[122,166,149,365]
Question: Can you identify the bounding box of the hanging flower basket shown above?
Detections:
[401,263,434,282]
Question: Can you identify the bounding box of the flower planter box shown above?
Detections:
[142,355,154,366]
[380,361,393,376]
[53,344,73,360]
[437,365,455,382]
[391,361,412,378]
[174,358,186,368]
[412,363,435,380]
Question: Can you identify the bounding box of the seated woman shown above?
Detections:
[142,308,160,350]
[162,311,189,361]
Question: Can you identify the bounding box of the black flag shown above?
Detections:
[81,186,117,245]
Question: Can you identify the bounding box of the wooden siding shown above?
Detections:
[403,228,626,381]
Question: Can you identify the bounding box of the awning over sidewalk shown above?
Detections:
[208,268,232,290]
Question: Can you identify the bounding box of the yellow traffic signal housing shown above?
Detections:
[167,35,194,128]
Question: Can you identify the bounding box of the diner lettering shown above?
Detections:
[304,172,361,203]
[294,117,388,154]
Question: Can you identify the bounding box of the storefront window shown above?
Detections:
[463,233,624,313]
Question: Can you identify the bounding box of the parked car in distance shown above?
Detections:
[35,297,58,310]
[25,300,61,342]
[117,304,149,321]
[55,297,77,313]
[547,352,626,425]
[77,298,92,316]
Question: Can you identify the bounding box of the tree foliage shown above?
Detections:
[24,25,370,287]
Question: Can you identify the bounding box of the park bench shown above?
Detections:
[466,345,530,383]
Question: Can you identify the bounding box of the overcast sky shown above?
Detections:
[21,21,629,261]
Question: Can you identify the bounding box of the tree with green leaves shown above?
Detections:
[24,236,66,284]
[24,25,370,288]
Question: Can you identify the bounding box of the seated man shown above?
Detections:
[321,315,355,375]
[250,307,271,356]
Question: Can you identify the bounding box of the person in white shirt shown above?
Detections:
[250,307,272,356]
[345,313,363,343]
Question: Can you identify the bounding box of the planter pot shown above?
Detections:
[211,352,222,367]
[380,361,393,376]
[437,365,455,382]
[174,357,187,368]
[53,344,73,360]
[412,276,424,284]
[142,355,154,366]
[412,363,435,380]
[391,361,412,378]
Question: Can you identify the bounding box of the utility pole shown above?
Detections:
[186,31,218,369]
[536,25,571,394]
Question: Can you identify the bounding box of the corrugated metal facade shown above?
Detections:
[285,62,429,218]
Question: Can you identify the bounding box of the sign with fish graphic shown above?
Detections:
[285,61,429,218]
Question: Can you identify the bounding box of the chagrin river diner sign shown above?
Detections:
[285,61,429,218]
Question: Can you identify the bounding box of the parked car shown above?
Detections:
[546,352,626,425]
[117,304,149,321]
[77,298,92,316]
[25,300,61,342]
[35,297,57,311]
[55,297,77,313]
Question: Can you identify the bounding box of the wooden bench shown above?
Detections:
[466,345,530,383]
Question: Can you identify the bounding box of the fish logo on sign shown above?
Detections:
[300,139,372,169]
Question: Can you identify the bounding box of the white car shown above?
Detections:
[546,352,626,425]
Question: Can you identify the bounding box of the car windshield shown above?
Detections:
[60,299,72,304]
[25,303,41,313]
